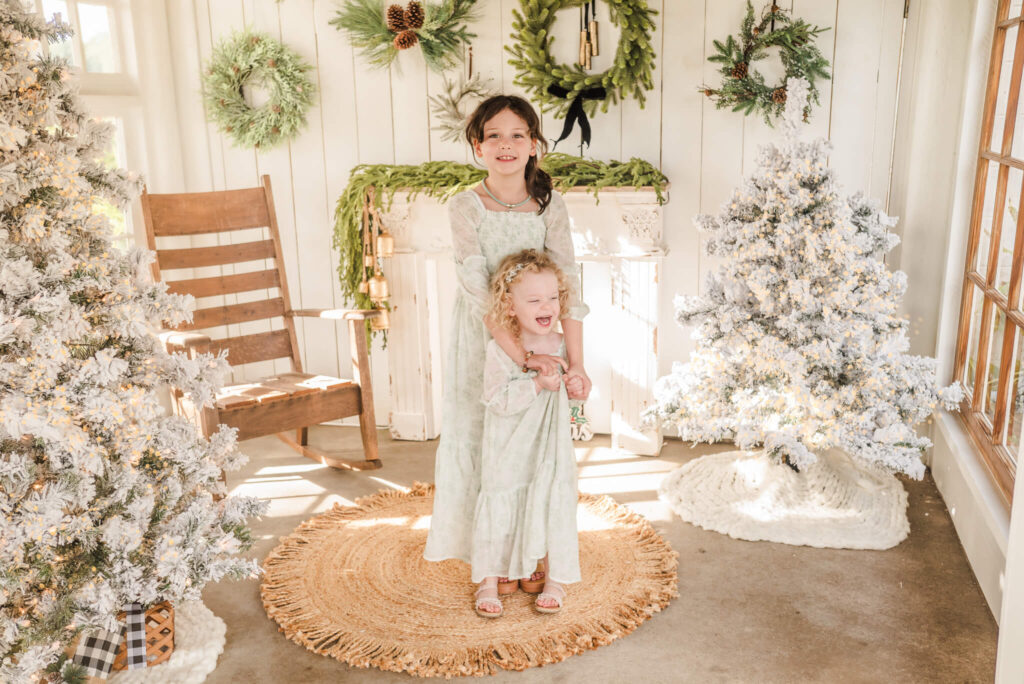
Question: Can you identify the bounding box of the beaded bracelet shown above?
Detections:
[521,350,534,373]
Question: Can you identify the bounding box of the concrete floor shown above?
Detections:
[202,427,997,683]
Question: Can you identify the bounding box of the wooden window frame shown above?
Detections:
[954,0,1024,508]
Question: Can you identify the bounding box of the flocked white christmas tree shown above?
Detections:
[0,4,265,680]
[646,78,962,480]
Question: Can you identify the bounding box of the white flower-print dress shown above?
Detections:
[423,189,588,576]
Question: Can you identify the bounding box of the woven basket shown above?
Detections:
[111,601,174,670]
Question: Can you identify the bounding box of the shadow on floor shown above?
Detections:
[202,427,997,684]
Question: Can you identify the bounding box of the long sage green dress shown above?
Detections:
[423,189,588,576]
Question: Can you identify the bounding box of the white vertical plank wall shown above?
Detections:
[157,0,906,429]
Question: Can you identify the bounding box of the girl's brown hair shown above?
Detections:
[465,95,552,214]
[489,249,570,338]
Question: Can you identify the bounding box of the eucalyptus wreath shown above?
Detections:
[202,30,315,149]
[506,0,657,120]
[702,1,831,124]
[331,0,477,74]
[428,73,496,143]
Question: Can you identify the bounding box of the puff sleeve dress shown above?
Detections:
[423,189,588,565]
[469,338,580,584]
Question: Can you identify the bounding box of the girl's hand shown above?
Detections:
[564,366,591,400]
[526,353,568,376]
[534,372,562,392]
[564,374,584,397]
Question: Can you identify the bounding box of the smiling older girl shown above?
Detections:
[423,95,590,615]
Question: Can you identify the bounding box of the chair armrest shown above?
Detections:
[290,308,381,321]
[159,330,212,353]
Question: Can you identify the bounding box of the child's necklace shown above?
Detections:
[482,180,531,210]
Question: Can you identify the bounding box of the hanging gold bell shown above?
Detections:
[358,279,369,294]
[363,253,376,267]
[370,308,390,330]
[376,229,395,258]
[368,272,390,303]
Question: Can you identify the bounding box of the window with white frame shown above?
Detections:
[34,0,142,249]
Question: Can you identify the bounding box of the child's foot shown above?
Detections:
[519,559,546,594]
[535,579,565,614]
[475,579,503,618]
[497,576,519,595]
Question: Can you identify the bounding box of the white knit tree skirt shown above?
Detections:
[108,601,226,684]
[659,450,910,550]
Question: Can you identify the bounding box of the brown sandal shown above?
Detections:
[497,577,519,595]
[519,560,545,594]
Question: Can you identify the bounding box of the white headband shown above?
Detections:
[503,262,528,284]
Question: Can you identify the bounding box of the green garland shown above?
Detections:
[506,0,657,119]
[702,1,830,124]
[332,154,668,318]
[330,0,477,73]
[202,30,315,149]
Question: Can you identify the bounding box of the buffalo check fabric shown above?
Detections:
[72,626,122,678]
[124,602,147,669]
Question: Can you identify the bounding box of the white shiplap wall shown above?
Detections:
[155,0,907,422]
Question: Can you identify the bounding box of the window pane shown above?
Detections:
[92,117,129,248]
[986,309,1008,421]
[992,26,1019,153]
[998,166,1023,298]
[78,3,117,73]
[41,0,74,65]
[1010,69,1024,159]
[1013,0,1023,20]
[966,287,986,394]
[976,161,1001,277]
[1007,325,1024,449]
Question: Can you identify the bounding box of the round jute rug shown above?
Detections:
[260,482,678,678]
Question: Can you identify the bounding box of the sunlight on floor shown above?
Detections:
[228,431,695,539]
[570,444,679,523]
[367,476,411,492]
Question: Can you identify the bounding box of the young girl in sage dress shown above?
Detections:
[470,249,582,618]
[422,95,590,614]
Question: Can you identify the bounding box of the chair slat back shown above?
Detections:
[207,329,294,367]
[144,187,270,235]
[155,240,277,270]
[167,270,281,299]
[141,176,303,372]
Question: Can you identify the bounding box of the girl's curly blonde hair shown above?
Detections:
[489,249,571,338]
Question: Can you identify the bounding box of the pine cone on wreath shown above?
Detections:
[394,29,419,50]
[731,62,748,80]
[772,87,787,105]
[386,4,407,31]
[405,1,425,29]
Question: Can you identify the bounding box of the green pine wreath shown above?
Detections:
[506,0,657,119]
[202,30,316,149]
[702,1,831,124]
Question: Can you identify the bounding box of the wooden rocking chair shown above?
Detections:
[141,175,381,470]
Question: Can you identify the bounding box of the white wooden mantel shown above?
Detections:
[377,187,666,456]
